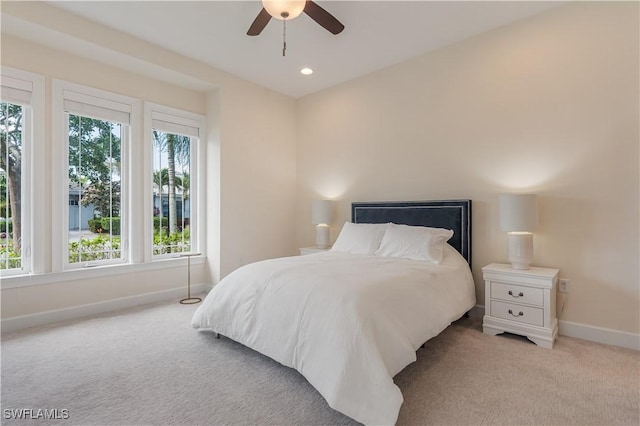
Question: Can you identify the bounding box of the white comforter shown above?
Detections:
[191,245,476,425]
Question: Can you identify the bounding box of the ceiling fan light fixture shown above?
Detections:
[262,0,306,20]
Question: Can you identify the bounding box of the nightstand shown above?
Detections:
[482,263,559,349]
[299,247,330,255]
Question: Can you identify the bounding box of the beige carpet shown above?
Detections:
[1,300,638,425]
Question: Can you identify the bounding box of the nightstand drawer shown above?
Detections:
[491,282,543,306]
[490,301,544,327]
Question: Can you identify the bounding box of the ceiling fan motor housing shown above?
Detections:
[248,0,344,37]
[262,0,306,20]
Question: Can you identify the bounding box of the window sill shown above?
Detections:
[0,255,206,290]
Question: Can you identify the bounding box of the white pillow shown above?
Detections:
[331,222,388,255]
[375,223,454,264]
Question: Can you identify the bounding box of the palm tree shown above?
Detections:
[153,131,190,234]
[153,168,183,194]
[180,172,190,200]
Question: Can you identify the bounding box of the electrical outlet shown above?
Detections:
[558,278,570,293]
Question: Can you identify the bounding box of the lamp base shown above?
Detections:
[315,224,330,249]
[510,262,531,270]
[508,232,533,270]
[180,297,202,304]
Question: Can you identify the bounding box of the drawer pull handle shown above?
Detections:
[508,309,524,317]
[508,290,524,298]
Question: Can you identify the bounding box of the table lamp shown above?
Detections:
[312,200,332,249]
[499,194,538,270]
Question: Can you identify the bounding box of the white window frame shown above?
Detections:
[144,102,205,261]
[0,67,45,278]
[52,80,139,271]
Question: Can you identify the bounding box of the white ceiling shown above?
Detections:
[40,1,564,98]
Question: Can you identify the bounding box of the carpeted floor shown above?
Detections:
[1,300,638,425]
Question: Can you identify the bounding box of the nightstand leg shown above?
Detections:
[527,336,554,349]
[482,323,504,337]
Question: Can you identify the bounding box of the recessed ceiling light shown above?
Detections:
[300,67,313,75]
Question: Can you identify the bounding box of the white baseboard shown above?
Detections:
[1,283,210,334]
[558,320,640,351]
[469,305,639,351]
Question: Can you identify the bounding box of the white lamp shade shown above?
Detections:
[499,194,538,232]
[311,200,332,225]
[262,0,306,20]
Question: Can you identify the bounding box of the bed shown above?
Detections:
[192,200,475,425]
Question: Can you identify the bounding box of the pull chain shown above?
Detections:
[282,19,287,56]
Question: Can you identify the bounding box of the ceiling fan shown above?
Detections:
[247,0,345,37]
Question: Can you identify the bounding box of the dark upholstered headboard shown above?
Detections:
[352,200,472,266]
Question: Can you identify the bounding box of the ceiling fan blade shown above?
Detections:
[247,8,271,36]
[304,1,344,35]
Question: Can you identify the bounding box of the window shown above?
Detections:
[0,101,25,272]
[0,67,43,276]
[67,114,124,265]
[1,76,205,287]
[1,78,205,287]
[146,104,203,259]
[54,81,137,269]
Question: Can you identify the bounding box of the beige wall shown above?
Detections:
[295,2,639,334]
[209,83,297,282]
[1,4,297,318]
